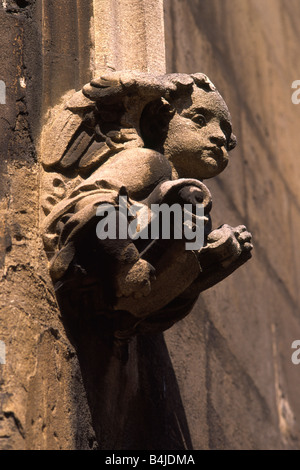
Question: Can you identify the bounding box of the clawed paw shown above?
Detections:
[233,225,253,252]
[201,223,253,268]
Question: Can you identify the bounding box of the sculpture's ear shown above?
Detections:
[140,97,175,150]
[143,97,175,120]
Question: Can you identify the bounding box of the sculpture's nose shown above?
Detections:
[210,125,227,147]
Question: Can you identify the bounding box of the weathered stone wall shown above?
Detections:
[0,1,95,450]
[164,0,300,449]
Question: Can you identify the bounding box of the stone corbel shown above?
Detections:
[40,71,253,341]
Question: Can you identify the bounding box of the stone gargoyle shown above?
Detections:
[41,72,252,341]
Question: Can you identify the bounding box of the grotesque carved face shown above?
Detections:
[163,86,234,180]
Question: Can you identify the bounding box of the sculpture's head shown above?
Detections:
[140,74,237,180]
[47,72,236,180]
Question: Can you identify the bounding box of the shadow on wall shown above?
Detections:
[63,309,193,450]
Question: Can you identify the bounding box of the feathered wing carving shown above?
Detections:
[42,91,112,175]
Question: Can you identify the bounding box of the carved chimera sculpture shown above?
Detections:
[41,72,252,340]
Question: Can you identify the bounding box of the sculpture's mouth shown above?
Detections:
[204,146,224,158]
[200,147,229,175]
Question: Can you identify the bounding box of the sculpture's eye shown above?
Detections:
[192,114,206,127]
